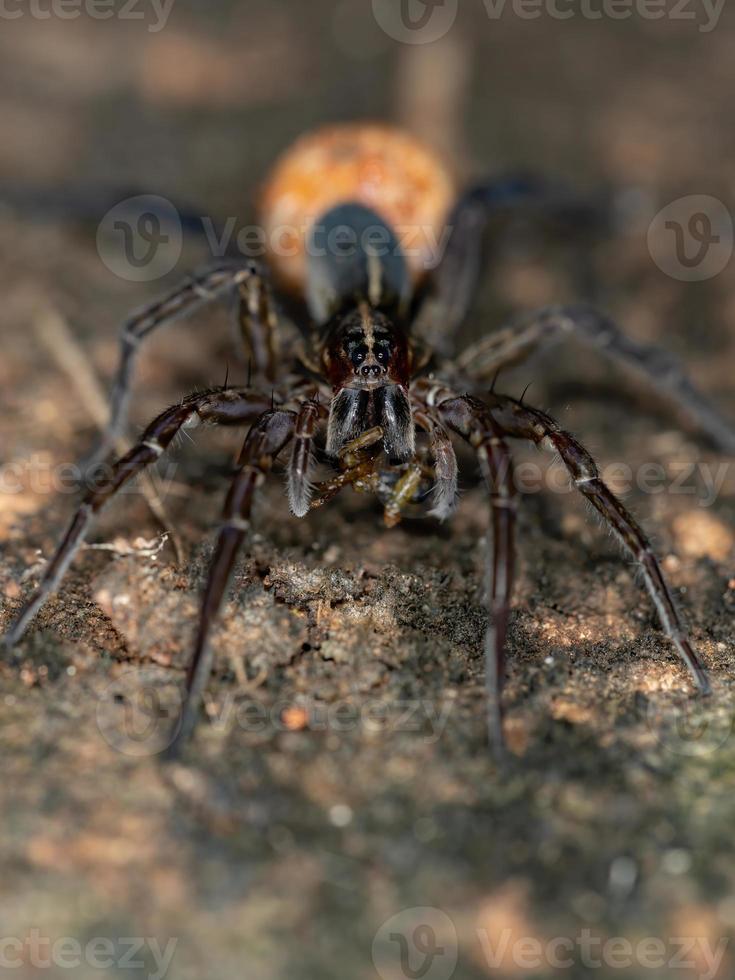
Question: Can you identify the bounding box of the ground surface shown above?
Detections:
[1,3,735,979]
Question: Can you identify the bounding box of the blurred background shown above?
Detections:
[1,2,735,979]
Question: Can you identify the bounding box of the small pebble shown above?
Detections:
[328,804,353,827]
[609,856,637,896]
[662,849,692,876]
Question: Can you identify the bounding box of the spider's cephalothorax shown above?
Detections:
[322,303,414,465]
[5,122,733,759]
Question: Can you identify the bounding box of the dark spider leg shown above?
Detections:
[287,398,326,517]
[455,303,735,454]
[435,394,518,758]
[484,390,711,693]
[85,260,272,468]
[414,408,459,521]
[237,261,283,383]
[169,410,296,754]
[2,386,271,648]
[413,180,605,354]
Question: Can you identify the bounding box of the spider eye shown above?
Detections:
[375,349,389,364]
[348,343,369,368]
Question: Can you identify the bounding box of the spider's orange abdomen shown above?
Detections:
[258,123,456,295]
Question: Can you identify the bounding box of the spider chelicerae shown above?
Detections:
[4,124,733,758]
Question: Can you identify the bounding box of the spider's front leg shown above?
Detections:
[425,392,518,757]
[484,389,711,693]
[455,304,735,454]
[169,409,296,753]
[2,386,271,648]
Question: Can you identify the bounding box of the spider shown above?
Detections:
[4,123,733,758]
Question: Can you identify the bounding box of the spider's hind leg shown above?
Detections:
[86,260,280,469]
[456,304,735,454]
[413,178,606,355]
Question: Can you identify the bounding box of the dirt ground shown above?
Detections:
[1,2,735,979]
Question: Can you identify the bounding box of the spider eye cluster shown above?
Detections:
[348,343,369,368]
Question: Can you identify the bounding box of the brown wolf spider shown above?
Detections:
[4,124,733,758]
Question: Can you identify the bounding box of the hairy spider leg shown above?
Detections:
[167,409,296,754]
[435,394,517,758]
[287,398,326,517]
[413,178,606,354]
[413,407,459,521]
[2,387,271,647]
[481,388,711,693]
[85,260,281,469]
[455,304,735,454]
